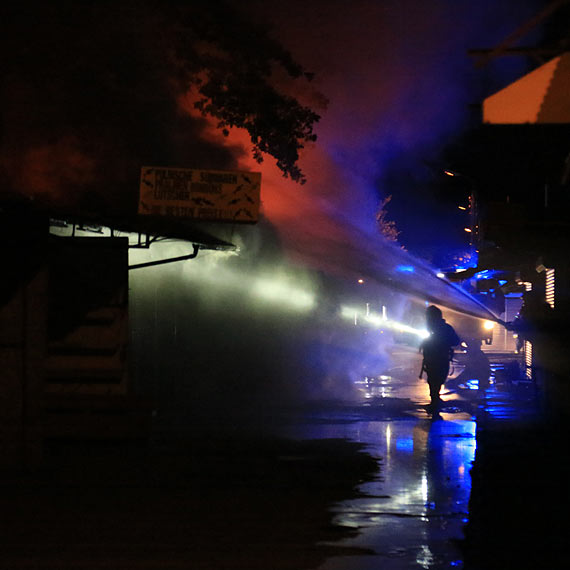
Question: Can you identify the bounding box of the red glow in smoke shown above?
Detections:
[178,91,361,273]
[2,136,97,203]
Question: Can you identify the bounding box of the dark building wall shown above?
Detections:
[0,267,47,468]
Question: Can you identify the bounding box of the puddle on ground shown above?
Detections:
[279,412,476,569]
[318,418,475,569]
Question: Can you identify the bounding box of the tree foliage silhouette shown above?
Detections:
[1,0,321,196]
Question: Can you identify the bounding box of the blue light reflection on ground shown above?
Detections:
[311,418,477,570]
[278,407,477,569]
[395,437,414,452]
[274,347,532,569]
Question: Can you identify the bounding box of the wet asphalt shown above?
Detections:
[274,345,536,569]
[0,345,536,569]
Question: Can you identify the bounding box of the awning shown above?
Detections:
[94,215,237,251]
[483,52,570,124]
[1,193,237,251]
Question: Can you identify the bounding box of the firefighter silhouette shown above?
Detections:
[420,305,460,409]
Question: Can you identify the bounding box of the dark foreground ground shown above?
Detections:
[0,434,378,569]
[463,417,570,570]
[3,351,568,569]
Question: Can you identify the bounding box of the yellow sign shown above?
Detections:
[138,166,261,222]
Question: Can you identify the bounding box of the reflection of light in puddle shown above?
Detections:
[421,470,428,504]
[417,544,435,569]
[396,437,414,452]
[356,375,395,398]
[325,418,478,570]
[288,370,480,568]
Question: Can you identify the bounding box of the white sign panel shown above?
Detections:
[139,166,261,223]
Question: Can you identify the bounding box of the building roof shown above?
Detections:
[483,52,570,124]
[1,193,237,251]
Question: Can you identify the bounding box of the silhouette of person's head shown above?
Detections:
[426,305,443,332]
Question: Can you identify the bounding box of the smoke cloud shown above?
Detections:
[3,2,540,423]
[237,0,543,260]
[128,224,416,425]
[0,2,240,213]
